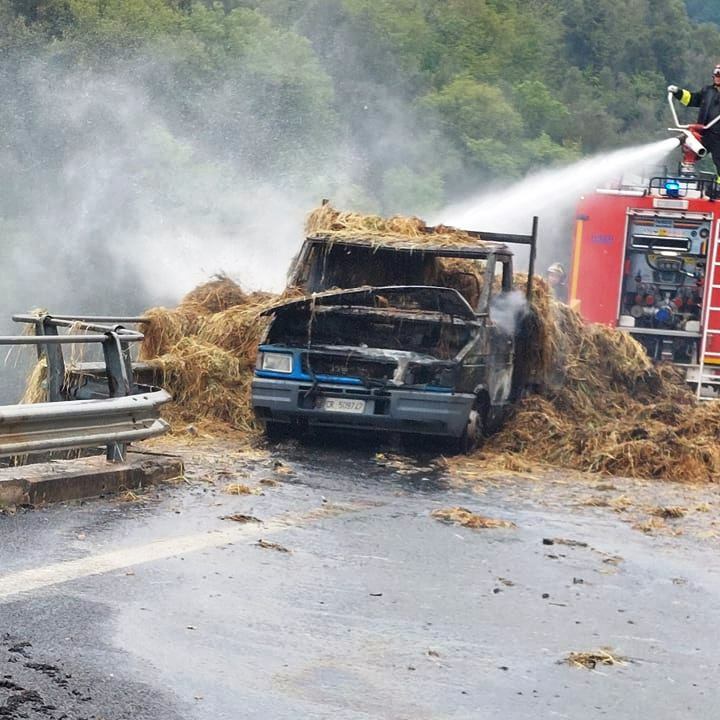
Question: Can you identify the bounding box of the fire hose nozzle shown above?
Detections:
[681,129,708,158]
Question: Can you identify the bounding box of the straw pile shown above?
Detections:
[20,355,48,404]
[305,203,493,249]
[483,278,720,482]
[303,203,491,306]
[138,276,302,434]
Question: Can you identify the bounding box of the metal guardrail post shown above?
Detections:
[38,315,66,402]
[106,441,127,463]
[102,331,132,463]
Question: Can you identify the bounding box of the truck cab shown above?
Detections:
[252,225,537,451]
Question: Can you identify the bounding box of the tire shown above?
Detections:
[457,406,483,455]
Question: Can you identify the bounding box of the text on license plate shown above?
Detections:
[321,398,366,413]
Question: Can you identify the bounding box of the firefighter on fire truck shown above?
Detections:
[546,263,567,303]
[668,63,720,180]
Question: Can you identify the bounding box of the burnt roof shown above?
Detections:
[305,232,514,259]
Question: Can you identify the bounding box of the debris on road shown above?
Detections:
[431,507,516,529]
[254,539,290,553]
[651,505,687,519]
[633,517,670,534]
[272,462,295,477]
[224,482,259,495]
[118,490,145,503]
[543,537,589,548]
[221,513,261,523]
[564,648,627,670]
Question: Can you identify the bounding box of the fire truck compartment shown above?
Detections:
[570,174,720,368]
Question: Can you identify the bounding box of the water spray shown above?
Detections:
[435,138,678,234]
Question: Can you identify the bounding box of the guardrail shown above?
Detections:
[0,313,170,462]
[0,389,171,457]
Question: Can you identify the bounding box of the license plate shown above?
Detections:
[321,397,366,414]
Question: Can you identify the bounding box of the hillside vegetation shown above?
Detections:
[2,0,719,217]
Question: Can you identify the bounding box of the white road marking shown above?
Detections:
[0,502,369,602]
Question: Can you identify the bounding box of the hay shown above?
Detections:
[565,648,626,669]
[651,505,687,519]
[20,355,47,404]
[135,281,307,434]
[132,205,720,483]
[224,482,258,495]
[139,306,205,360]
[255,539,290,552]
[469,275,720,482]
[146,337,252,430]
[181,274,248,313]
[431,507,516,529]
[221,513,261,523]
[305,202,493,249]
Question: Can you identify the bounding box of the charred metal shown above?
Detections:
[252,222,538,452]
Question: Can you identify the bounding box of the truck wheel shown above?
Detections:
[458,407,483,455]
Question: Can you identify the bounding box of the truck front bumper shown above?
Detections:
[252,378,474,438]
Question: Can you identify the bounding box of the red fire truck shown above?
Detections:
[569,91,720,394]
[569,172,720,391]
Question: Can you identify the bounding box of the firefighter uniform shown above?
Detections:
[672,84,720,177]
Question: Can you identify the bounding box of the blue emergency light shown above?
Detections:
[664,179,681,198]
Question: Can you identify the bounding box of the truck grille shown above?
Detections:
[302,353,397,381]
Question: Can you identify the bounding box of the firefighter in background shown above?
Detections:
[668,64,720,180]
[546,263,567,302]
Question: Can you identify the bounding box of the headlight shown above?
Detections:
[260,352,293,374]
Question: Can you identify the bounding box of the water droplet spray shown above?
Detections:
[434,137,680,269]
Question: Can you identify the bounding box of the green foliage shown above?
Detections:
[67,0,184,49]
[514,81,572,142]
[423,78,523,149]
[1,0,719,214]
[685,0,720,25]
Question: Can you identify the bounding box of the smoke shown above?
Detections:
[0,19,438,401]
[490,290,528,336]
[434,138,679,271]
[0,66,331,311]
[0,55,346,400]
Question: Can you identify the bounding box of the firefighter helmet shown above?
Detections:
[547,262,566,278]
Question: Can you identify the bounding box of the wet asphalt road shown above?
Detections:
[1,441,720,719]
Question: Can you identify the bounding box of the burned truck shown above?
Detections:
[251,221,537,451]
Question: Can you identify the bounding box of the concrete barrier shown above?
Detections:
[0,451,183,507]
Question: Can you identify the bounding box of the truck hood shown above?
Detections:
[261,285,477,321]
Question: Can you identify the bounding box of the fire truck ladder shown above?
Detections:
[696,234,720,400]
